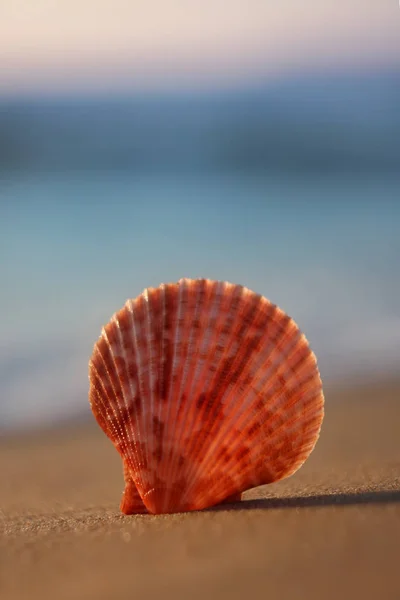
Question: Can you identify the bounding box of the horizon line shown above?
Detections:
[1,62,399,102]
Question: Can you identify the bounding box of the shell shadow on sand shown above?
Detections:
[207,489,400,512]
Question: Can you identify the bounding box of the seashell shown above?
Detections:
[89,278,324,515]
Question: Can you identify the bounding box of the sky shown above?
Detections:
[1,0,400,95]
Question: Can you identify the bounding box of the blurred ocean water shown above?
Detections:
[1,71,399,431]
[1,70,400,175]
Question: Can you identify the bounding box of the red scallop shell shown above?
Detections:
[89,278,324,515]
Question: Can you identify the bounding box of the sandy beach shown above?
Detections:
[1,377,399,600]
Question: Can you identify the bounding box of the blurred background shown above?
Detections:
[1,0,399,432]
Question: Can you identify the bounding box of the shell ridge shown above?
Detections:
[113,309,144,492]
[113,314,147,484]
[163,278,209,512]
[258,383,322,450]
[207,359,324,498]
[218,314,300,438]
[257,313,303,389]
[254,400,324,482]
[144,286,165,485]
[185,292,269,500]
[203,338,319,496]
[127,297,151,493]
[183,285,262,504]
[171,279,208,455]
[181,282,253,503]
[91,343,132,452]
[100,326,140,479]
[177,280,221,438]
[89,351,131,461]
[180,280,234,502]
[155,282,169,476]
[140,291,155,496]
[190,305,310,498]
[144,289,156,492]
[195,300,279,502]
[89,371,124,446]
[155,283,178,489]
[171,280,221,497]
[155,284,166,472]
[162,281,187,512]
[243,328,318,445]
[242,335,315,439]
[207,384,323,499]
[164,279,209,507]
[89,359,114,437]
[179,280,238,503]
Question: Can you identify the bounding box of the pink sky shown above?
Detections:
[1,0,399,93]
